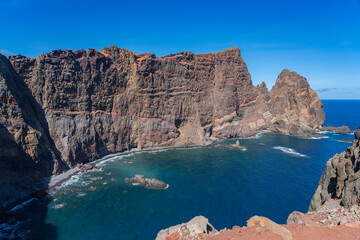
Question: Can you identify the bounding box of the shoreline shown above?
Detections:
[45,129,274,190]
[47,140,219,191]
[4,127,351,213]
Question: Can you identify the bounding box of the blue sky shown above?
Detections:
[1,0,359,99]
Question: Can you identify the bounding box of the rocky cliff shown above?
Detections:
[0,54,65,202]
[309,128,360,211]
[0,46,324,202]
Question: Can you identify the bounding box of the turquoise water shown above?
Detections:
[11,100,360,240]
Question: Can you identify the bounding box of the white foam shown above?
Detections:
[238,130,271,139]
[89,176,103,181]
[308,136,330,140]
[10,198,37,212]
[315,131,329,134]
[273,146,309,157]
[96,158,115,167]
[53,203,66,209]
[147,149,171,154]
[132,183,140,186]
[164,184,170,190]
[77,192,87,197]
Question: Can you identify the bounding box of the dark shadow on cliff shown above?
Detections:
[0,54,59,239]
[0,124,58,240]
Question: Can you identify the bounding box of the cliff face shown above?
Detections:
[309,129,360,211]
[0,46,324,202]
[0,55,65,201]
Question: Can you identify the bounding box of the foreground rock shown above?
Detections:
[156,216,217,240]
[320,126,353,134]
[247,216,293,240]
[125,174,168,190]
[309,126,360,211]
[157,215,360,240]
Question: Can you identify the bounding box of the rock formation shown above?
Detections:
[227,140,247,151]
[125,174,168,189]
[309,127,360,211]
[320,126,353,134]
[0,46,325,202]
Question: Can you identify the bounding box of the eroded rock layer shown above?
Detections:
[0,46,324,202]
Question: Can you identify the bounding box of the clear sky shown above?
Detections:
[1,0,359,99]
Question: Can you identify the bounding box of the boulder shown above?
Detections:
[247,216,293,240]
[287,211,318,227]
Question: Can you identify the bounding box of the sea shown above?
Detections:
[2,100,360,240]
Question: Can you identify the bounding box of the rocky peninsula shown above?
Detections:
[0,46,326,203]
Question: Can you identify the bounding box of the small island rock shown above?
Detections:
[125,174,168,190]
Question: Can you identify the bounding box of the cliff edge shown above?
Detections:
[309,127,360,211]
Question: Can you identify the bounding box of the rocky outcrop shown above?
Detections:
[0,46,325,202]
[309,128,360,211]
[227,140,247,151]
[247,216,293,240]
[320,126,353,134]
[124,174,168,189]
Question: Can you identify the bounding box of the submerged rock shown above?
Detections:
[125,174,168,190]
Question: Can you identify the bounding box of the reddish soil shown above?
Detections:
[206,224,360,240]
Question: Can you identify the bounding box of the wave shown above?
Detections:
[53,203,66,209]
[308,136,330,140]
[237,130,271,139]
[315,131,329,134]
[10,198,37,212]
[0,218,23,240]
[77,192,87,197]
[273,146,309,157]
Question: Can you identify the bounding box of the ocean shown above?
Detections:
[5,100,360,240]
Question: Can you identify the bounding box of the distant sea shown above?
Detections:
[5,100,360,240]
[322,100,360,130]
